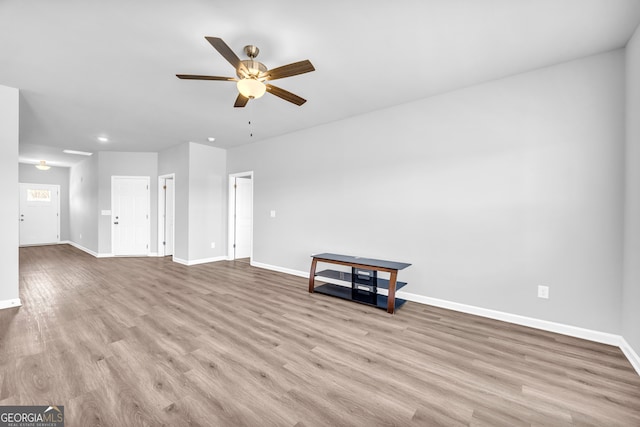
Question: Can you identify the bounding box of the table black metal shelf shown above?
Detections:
[308,253,411,314]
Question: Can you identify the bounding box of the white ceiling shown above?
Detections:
[2,0,640,167]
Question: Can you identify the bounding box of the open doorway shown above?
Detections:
[158,174,175,258]
[228,172,253,261]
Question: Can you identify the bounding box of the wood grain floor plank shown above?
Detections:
[1,244,638,426]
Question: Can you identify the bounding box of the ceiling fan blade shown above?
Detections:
[176,74,236,81]
[234,94,249,108]
[266,60,315,81]
[265,84,307,106]
[205,37,248,74]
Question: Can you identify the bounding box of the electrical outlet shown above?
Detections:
[270,210,276,218]
[211,242,215,249]
[538,285,549,299]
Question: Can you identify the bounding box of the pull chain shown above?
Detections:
[248,100,255,139]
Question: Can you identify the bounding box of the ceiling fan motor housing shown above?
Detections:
[238,59,267,79]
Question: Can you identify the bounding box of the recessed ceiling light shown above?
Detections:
[63,149,93,156]
[208,137,216,142]
[97,136,109,143]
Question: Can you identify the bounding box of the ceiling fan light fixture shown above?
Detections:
[237,78,266,99]
[35,160,51,171]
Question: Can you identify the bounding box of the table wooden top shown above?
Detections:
[311,253,411,270]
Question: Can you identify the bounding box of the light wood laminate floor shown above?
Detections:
[1,244,639,426]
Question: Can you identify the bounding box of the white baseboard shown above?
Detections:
[19,242,61,247]
[63,241,159,259]
[64,241,100,257]
[173,256,227,266]
[66,243,221,266]
[0,298,22,310]
[398,291,622,347]
[250,261,308,278]
[250,260,638,374]
[620,337,640,376]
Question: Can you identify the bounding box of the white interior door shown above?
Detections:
[112,176,150,256]
[19,183,60,246]
[163,177,174,256]
[234,177,253,259]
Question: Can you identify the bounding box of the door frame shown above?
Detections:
[227,171,254,261]
[111,175,150,256]
[157,173,175,258]
[18,182,61,246]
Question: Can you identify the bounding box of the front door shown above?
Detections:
[19,183,60,246]
[112,176,150,256]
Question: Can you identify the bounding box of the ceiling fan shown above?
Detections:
[177,37,315,108]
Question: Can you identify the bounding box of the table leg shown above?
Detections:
[308,258,318,293]
[387,270,398,314]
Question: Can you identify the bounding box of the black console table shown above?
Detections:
[308,253,411,314]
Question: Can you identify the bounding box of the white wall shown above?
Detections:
[70,152,159,255]
[188,143,227,262]
[19,163,70,241]
[159,143,190,261]
[97,152,158,255]
[69,155,99,253]
[228,50,625,334]
[158,142,227,263]
[0,85,19,307]
[623,26,640,357]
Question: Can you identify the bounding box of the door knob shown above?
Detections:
[114,222,119,225]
